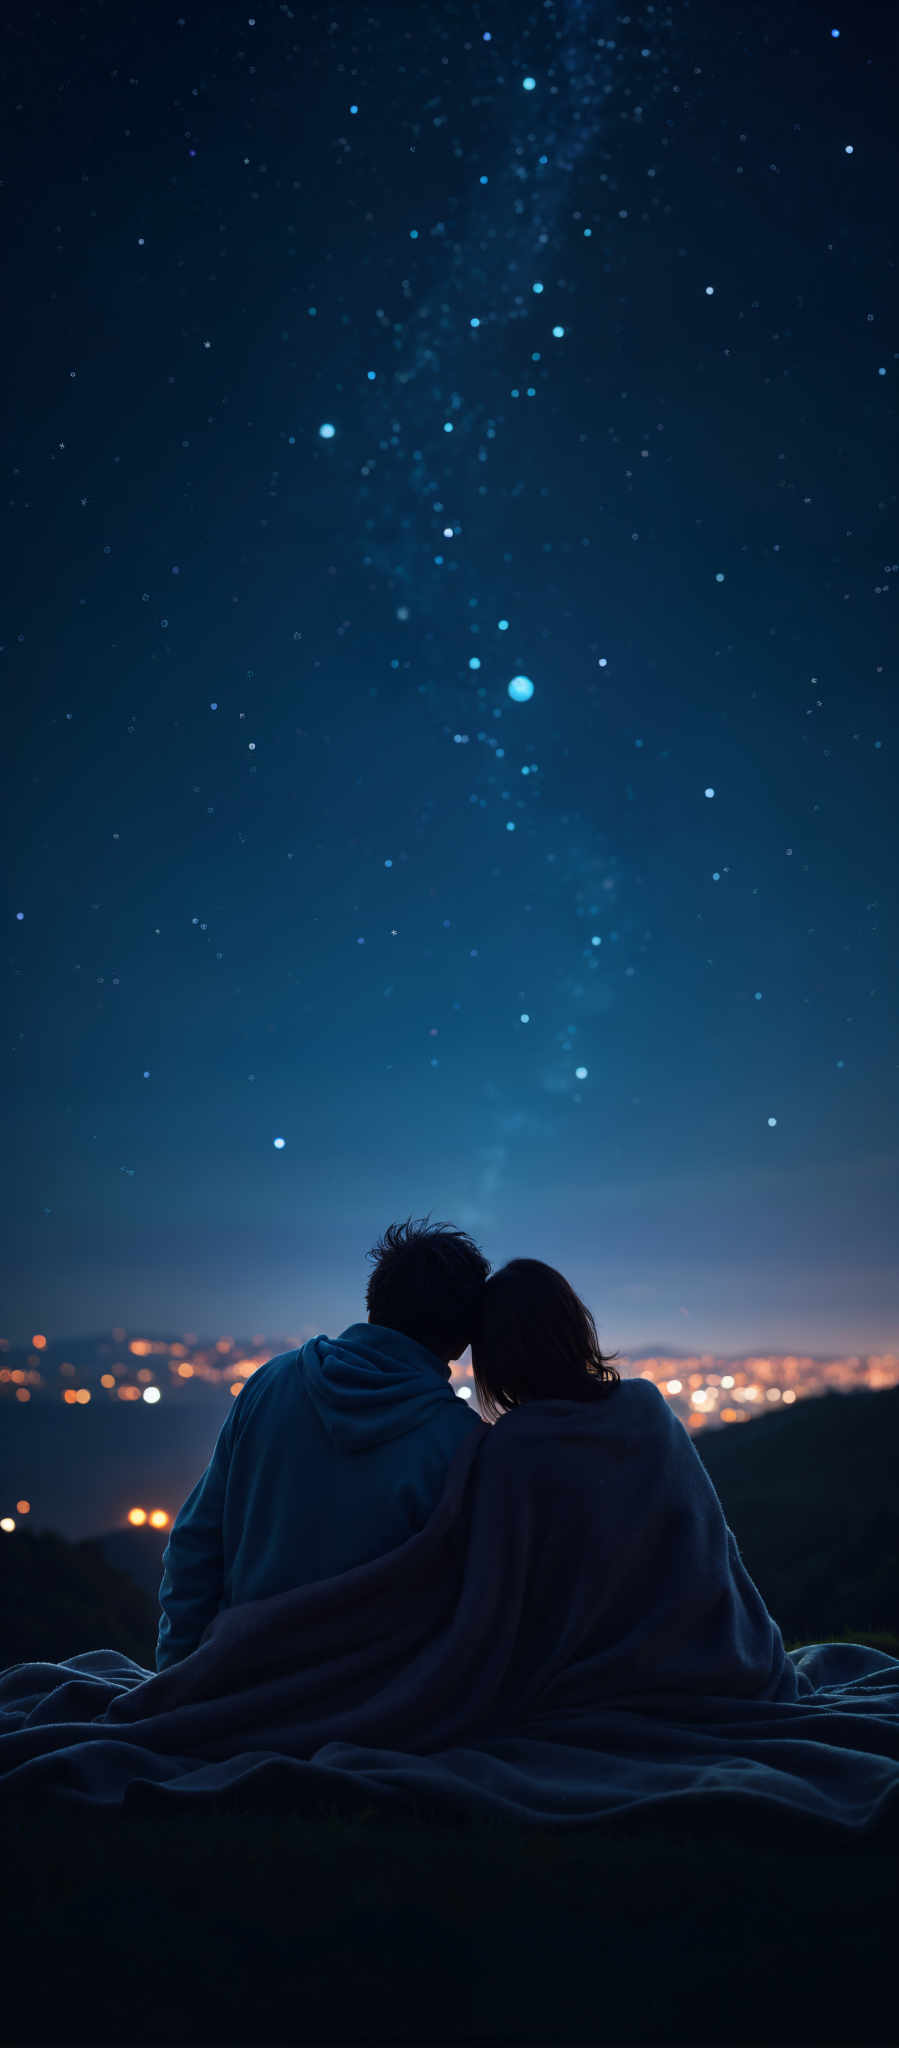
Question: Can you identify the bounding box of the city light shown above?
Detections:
[3,1336,895,1457]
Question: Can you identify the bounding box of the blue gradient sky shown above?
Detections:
[4,0,896,1355]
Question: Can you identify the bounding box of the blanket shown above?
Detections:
[2,1383,898,1831]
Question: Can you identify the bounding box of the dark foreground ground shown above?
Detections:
[4,1781,897,2048]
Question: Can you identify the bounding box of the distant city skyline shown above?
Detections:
[3,1327,898,1542]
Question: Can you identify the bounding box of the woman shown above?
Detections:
[470,1256,621,1418]
[469,1255,800,1707]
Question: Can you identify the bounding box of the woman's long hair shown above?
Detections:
[469,1258,620,1422]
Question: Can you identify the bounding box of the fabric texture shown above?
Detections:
[2,1379,898,1831]
[156,1322,486,1669]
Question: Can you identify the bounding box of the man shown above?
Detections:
[155,1218,490,1670]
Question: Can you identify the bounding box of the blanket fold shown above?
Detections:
[2,1381,898,1830]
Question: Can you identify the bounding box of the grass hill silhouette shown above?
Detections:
[697,1383,899,1646]
[1,1384,897,1671]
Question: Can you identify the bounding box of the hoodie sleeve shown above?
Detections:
[155,1403,237,1672]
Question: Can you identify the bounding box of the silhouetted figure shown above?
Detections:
[156,1218,489,1669]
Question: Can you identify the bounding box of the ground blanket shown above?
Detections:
[2,1388,898,1830]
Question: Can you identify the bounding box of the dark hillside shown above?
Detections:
[696,1386,899,1642]
[0,1529,158,1669]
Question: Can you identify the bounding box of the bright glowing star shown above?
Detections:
[705,285,715,295]
[666,1379,683,1395]
[705,787,715,798]
[754,990,763,1000]
[128,1508,147,1526]
[384,858,393,867]
[831,26,840,34]
[552,325,565,337]
[468,657,481,670]
[470,317,480,328]
[349,103,358,113]
[143,1070,150,1078]
[844,143,853,154]
[715,571,725,581]
[16,911,24,919]
[31,1334,47,1350]
[498,618,509,630]
[16,1500,30,1514]
[443,421,454,432]
[318,422,336,439]
[273,1136,286,1148]
[508,674,535,701]
[443,526,454,537]
[591,935,601,946]
[531,281,544,294]
[142,1386,161,1404]
[506,820,516,831]
[598,656,607,666]
[522,75,536,90]
[520,1012,530,1023]
[767,1116,778,1127]
[149,1509,170,1528]
[713,871,721,880]
[210,701,218,710]
[367,369,376,379]
[409,228,419,238]
[575,1066,588,1080]
[0,1519,15,1534]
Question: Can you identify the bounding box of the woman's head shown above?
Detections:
[470,1259,620,1422]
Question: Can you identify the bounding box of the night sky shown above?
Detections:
[4,0,897,1357]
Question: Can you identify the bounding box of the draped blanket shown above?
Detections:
[2,1386,898,1831]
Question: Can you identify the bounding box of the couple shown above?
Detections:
[157,1215,786,1707]
[156,1217,623,1671]
[7,1216,898,1830]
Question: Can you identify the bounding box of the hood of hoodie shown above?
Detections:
[300,1322,462,1452]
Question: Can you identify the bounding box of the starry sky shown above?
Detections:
[4,0,897,1356]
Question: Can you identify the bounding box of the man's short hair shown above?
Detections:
[365,1216,491,1361]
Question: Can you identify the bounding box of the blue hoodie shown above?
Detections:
[155,1323,486,1671]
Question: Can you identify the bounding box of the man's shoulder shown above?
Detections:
[235,1349,302,1410]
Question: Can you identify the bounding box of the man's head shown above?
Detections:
[365,1216,491,1363]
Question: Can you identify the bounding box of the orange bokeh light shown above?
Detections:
[16,1500,30,1514]
[128,1508,147,1526]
